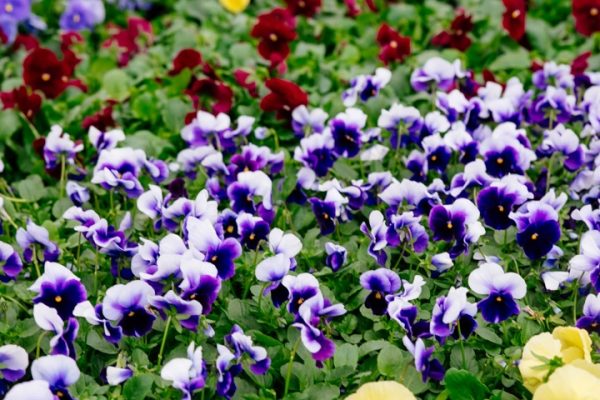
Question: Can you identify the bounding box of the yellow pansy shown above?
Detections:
[346,381,416,400]
[519,326,592,392]
[533,360,600,400]
[552,326,592,363]
[519,332,562,392]
[219,0,250,13]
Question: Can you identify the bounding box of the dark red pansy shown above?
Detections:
[573,0,600,36]
[12,34,40,51]
[344,0,360,17]
[285,0,322,17]
[103,17,154,66]
[432,9,473,52]
[571,51,592,75]
[0,28,6,45]
[250,8,297,67]
[169,49,203,76]
[82,103,117,131]
[0,86,42,120]
[376,23,411,65]
[186,78,234,115]
[234,69,258,98]
[482,69,501,85]
[61,32,84,76]
[530,59,544,72]
[23,48,71,99]
[365,0,378,12]
[260,78,308,120]
[502,0,526,41]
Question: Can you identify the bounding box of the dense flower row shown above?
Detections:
[0,0,599,399]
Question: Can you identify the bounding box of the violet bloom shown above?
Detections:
[411,57,462,92]
[227,144,284,179]
[477,175,533,230]
[360,211,389,266]
[65,181,89,206]
[181,111,230,148]
[227,170,273,214]
[428,199,485,258]
[538,124,586,172]
[60,0,104,31]
[0,241,22,280]
[293,292,346,364]
[291,105,328,137]
[88,126,125,152]
[5,380,53,400]
[430,287,477,340]
[529,86,578,128]
[402,336,445,382]
[569,230,600,290]
[106,366,133,386]
[309,197,337,235]
[436,90,469,123]
[431,252,453,273]
[102,280,156,337]
[448,159,494,197]
[161,342,206,400]
[422,133,452,172]
[386,211,429,253]
[294,132,336,177]
[282,273,320,315]
[479,123,536,178]
[377,103,423,148]
[576,293,600,334]
[510,201,561,259]
[0,0,31,22]
[16,220,60,264]
[179,260,221,315]
[29,262,87,320]
[43,126,83,170]
[237,213,269,250]
[187,217,242,280]
[532,62,573,90]
[325,242,346,271]
[33,304,78,358]
[30,355,80,400]
[150,290,203,331]
[342,68,391,107]
[387,298,423,338]
[0,344,28,394]
[73,301,122,344]
[468,262,526,323]
[444,122,478,163]
[329,108,366,158]
[379,179,440,215]
[360,268,401,315]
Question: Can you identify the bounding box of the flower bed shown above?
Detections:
[0,0,600,399]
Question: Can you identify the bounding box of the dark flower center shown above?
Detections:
[322,212,329,220]
[430,155,437,161]
[211,255,218,262]
[296,297,304,306]
[249,233,256,241]
[446,221,453,229]
[128,311,135,317]
[298,0,305,7]
[374,291,383,300]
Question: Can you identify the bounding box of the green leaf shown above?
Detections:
[476,326,503,345]
[489,48,530,71]
[102,69,132,102]
[86,330,118,354]
[0,109,21,140]
[122,374,154,400]
[334,343,359,369]
[15,175,45,202]
[161,98,190,133]
[377,343,406,377]
[123,130,173,158]
[444,368,489,400]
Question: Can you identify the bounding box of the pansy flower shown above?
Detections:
[377,103,423,148]
[227,170,273,214]
[294,132,336,177]
[402,337,445,382]
[360,211,389,266]
[325,242,346,271]
[386,211,429,253]
[22,48,81,99]
[60,0,105,31]
[250,8,297,67]
[161,342,206,399]
[468,262,526,323]
[479,123,536,177]
[260,78,308,120]
[0,241,22,280]
[43,125,83,170]
[33,303,79,358]
[0,85,42,120]
[285,0,321,17]
[430,287,478,341]
[360,268,400,315]
[376,24,411,65]
[576,293,600,334]
[569,230,600,290]
[477,175,533,230]
[309,197,337,235]
[0,344,28,394]
[329,108,367,158]
[342,68,391,107]
[179,260,221,315]
[411,57,463,92]
[103,17,153,66]
[88,126,125,152]
[510,201,561,259]
[573,0,600,36]
[236,213,270,250]
[66,181,89,206]
[537,124,586,172]
[431,8,473,51]
[5,380,53,400]
[16,220,60,264]
[502,0,526,41]
[291,105,328,137]
[282,273,320,315]
[102,280,156,337]
[30,262,87,320]
[428,198,485,258]
[150,290,203,331]
[30,355,80,400]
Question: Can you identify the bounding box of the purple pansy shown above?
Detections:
[237,213,269,250]
[43,126,84,170]
[360,268,400,315]
[150,290,203,331]
[88,127,125,152]
[309,197,337,235]
[292,105,328,137]
[325,242,346,271]
[430,287,478,340]
[282,273,320,315]
[402,336,445,382]
[342,68,391,107]
[106,367,133,386]
[377,103,423,148]
[65,181,89,206]
[33,303,78,358]
[179,260,221,315]
[181,111,230,148]
[510,201,561,259]
[329,108,366,158]
[16,220,60,264]
[479,123,536,178]
[60,0,105,31]
[576,293,600,334]
[410,57,462,92]
[360,211,389,266]
[102,280,156,337]
[477,175,533,230]
[227,170,273,213]
[161,342,206,400]
[0,344,28,393]
[537,124,586,172]
[294,132,336,177]
[31,355,80,400]
[0,241,22,280]
[468,262,526,323]
[569,230,600,290]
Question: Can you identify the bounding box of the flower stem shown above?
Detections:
[32,247,41,277]
[157,315,172,366]
[283,337,301,397]
[456,323,467,370]
[59,155,66,199]
[257,282,269,311]
[36,331,48,358]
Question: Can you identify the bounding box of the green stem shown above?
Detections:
[32,247,41,277]
[457,323,467,370]
[157,315,172,366]
[283,337,301,397]
[75,234,82,273]
[36,331,49,358]
[59,155,66,199]
[94,248,100,299]
[257,282,269,311]
[572,282,579,324]
[0,194,33,203]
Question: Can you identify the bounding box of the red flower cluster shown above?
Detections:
[82,102,117,131]
[502,0,527,41]
[376,24,411,65]
[22,47,84,99]
[431,9,474,52]
[285,0,322,17]
[169,49,203,76]
[234,70,258,98]
[103,17,154,66]
[573,0,600,36]
[0,86,42,120]
[251,8,297,68]
[260,78,308,120]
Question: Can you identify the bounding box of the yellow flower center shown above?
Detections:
[73,13,80,23]
[41,73,51,82]
[531,233,539,240]
[226,225,234,233]
[4,3,13,13]
[211,255,218,262]
[269,33,278,42]
[390,40,398,49]
[190,293,196,300]
[498,205,505,212]
[495,296,503,302]
[591,7,599,16]
[374,291,383,300]
[298,0,305,7]
[447,222,453,229]
[511,9,521,19]
[322,213,329,220]
[128,311,135,317]
[430,155,437,162]
[249,233,256,241]
[55,296,62,303]
[297,298,304,305]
